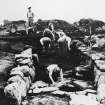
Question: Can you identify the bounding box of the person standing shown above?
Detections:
[57,30,71,57]
[27,7,34,27]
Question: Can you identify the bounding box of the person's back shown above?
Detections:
[47,64,64,84]
[43,28,54,40]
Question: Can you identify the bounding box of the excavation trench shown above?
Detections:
[0,38,97,105]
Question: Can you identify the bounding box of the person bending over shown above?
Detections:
[47,64,64,85]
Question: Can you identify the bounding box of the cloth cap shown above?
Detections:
[28,7,31,9]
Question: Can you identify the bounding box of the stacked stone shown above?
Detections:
[91,53,105,104]
[4,48,36,105]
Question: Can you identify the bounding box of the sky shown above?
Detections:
[0,0,105,24]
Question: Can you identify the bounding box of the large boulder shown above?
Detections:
[95,60,105,71]
[91,53,105,60]
[92,38,105,50]
[4,76,30,105]
[96,73,105,104]
[4,48,35,105]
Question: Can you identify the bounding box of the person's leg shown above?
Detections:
[28,18,31,27]
[30,18,33,26]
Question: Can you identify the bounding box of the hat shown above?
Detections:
[28,7,31,9]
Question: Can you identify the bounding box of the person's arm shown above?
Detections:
[32,12,34,18]
[60,69,64,82]
[48,70,55,84]
[40,38,44,46]
[47,67,55,84]
[43,29,46,36]
[51,31,55,40]
[67,37,71,50]
[27,12,28,18]
[32,54,39,63]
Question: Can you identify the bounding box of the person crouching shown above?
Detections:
[40,37,51,53]
[47,64,64,85]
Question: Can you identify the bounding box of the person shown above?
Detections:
[47,64,64,85]
[27,7,34,27]
[43,22,55,41]
[57,30,71,57]
[40,22,55,53]
[40,37,51,53]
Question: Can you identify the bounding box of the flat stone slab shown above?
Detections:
[70,94,99,105]
[95,60,105,70]
[91,53,105,60]
[22,94,69,105]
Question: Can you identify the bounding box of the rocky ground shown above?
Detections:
[0,40,103,105]
[0,49,100,105]
[1,19,105,105]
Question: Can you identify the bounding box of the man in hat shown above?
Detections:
[27,7,34,27]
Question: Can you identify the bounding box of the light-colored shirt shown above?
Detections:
[27,11,34,18]
[58,33,71,50]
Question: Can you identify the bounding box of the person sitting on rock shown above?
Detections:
[47,64,64,85]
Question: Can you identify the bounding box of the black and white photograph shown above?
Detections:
[0,0,105,105]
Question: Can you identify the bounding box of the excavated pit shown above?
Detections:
[0,38,100,105]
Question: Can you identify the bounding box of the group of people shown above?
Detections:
[27,6,72,57]
[8,7,34,35]
[40,22,72,56]
[4,47,65,105]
